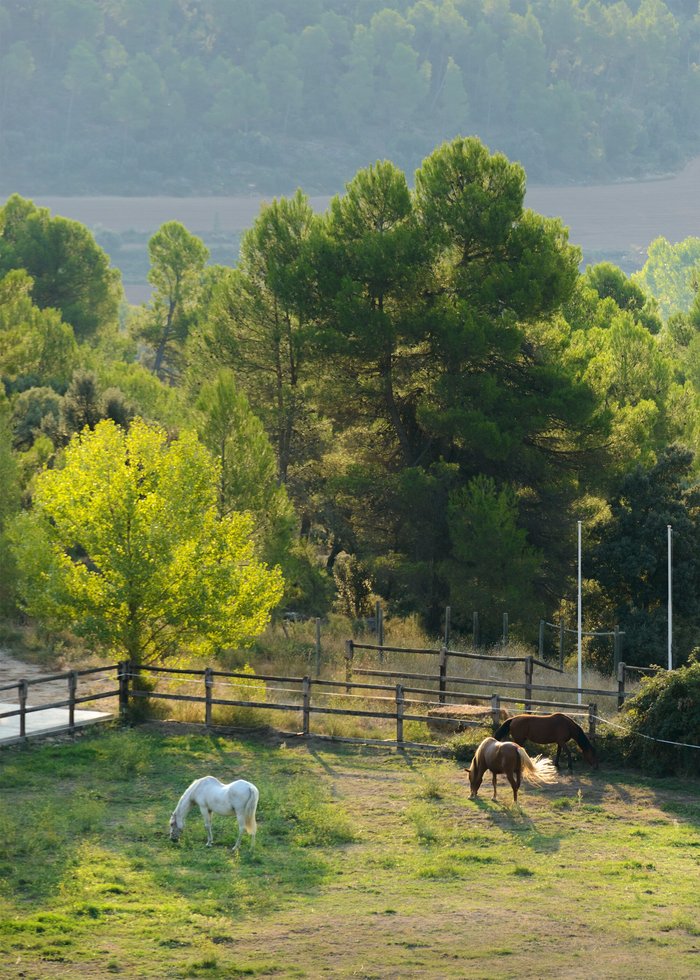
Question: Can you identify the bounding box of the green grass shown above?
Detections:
[1,726,699,978]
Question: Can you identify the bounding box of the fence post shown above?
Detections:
[588,702,597,739]
[395,683,404,748]
[491,693,501,731]
[559,619,565,671]
[376,600,384,663]
[502,612,509,647]
[444,606,451,649]
[438,645,448,705]
[524,656,533,711]
[617,661,626,709]
[204,668,213,727]
[118,662,130,718]
[538,619,545,659]
[345,639,354,694]
[68,670,78,730]
[473,611,479,651]
[315,618,322,677]
[302,676,311,736]
[18,679,28,738]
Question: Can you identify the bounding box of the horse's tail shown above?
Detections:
[243,783,259,837]
[516,747,558,786]
[493,718,512,740]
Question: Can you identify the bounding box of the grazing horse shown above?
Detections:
[494,712,598,770]
[467,736,558,802]
[169,776,259,851]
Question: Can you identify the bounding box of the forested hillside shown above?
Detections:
[3,137,700,671]
[1,0,699,194]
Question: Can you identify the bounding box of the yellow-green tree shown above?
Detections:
[9,419,283,663]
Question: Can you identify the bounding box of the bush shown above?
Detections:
[619,658,700,775]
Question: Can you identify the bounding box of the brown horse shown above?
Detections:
[494,712,598,770]
[466,736,558,802]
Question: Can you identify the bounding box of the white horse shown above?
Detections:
[169,776,259,851]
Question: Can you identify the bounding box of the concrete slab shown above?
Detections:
[0,701,112,745]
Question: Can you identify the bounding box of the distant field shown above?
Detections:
[25,154,700,253]
[0,726,698,978]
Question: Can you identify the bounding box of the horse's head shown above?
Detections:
[169,812,182,842]
[583,745,599,769]
[466,763,478,798]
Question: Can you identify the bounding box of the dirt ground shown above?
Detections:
[0,648,116,707]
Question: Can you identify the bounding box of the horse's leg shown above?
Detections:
[506,769,522,803]
[506,771,519,803]
[554,744,562,768]
[231,812,244,853]
[566,742,573,770]
[200,805,213,846]
[491,772,498,801]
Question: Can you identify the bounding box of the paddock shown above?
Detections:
[1,728,698,978]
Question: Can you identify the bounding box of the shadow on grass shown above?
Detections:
[470,796,564,854]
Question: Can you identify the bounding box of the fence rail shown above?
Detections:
[0,665,119,740]
[344,639,628,708]
[121,662,598,747]
[2,650,626,748]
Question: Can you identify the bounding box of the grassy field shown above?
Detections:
[1,723,698,979]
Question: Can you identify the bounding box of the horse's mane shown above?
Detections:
[174,777,204,816]
[571,720,594,753]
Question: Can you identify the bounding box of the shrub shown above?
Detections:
[619,658,700,775]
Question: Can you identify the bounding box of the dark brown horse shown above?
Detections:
[494,712,598,770]
[467,736,558,802]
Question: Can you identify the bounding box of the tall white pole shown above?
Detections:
[667,524,672,671]
[577,520,582,705]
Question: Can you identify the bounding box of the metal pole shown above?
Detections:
[577,520,582,706]
[444,605,451,649]
[667,524,673,671]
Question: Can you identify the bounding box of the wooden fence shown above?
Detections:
[344,640,633,708]
[0,665,119,739]
[1,648,632,748]
[119,661,599,749]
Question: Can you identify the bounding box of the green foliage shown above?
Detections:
[194,369,296,568]
[0,269,77,390]
[8,419,284,663]
[585,262,662,334]
[132,221,209,381]
[634,237,700,320]
[444,476,543,639]
[10,386,62,450]
[0,195,121,340]
[589,446,700,668]
[620,660,700,775]
[332,551,375,619]
[0,395,20,614]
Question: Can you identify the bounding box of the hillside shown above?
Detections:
[1,0,699,195]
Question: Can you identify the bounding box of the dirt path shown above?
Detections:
[0,648,116,706]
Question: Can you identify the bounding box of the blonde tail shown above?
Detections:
[243,784,259,840]
[517,747,558,785]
